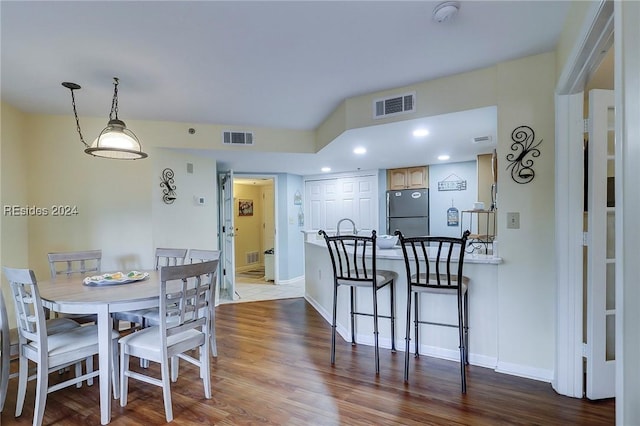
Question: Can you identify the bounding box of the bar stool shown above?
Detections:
[318,229,396,374]
[395,230,471,392]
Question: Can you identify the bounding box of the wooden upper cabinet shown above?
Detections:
[387,166,428,189]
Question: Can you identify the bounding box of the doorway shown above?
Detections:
[233,177,274,277]
[232,177,279,299]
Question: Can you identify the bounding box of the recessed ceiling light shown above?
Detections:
[353,147,367,155]
[438,155,450,161]
[413,129,429,137]
[321,167,331,172]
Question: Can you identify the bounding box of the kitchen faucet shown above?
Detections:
[336,218,357,236]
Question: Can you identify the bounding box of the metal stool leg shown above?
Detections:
[404,285,412,382]
[372,283,380,374]
[331,281,338,366]
[350,287,356,345]
[390,280,396,352]
[414,292,420,357]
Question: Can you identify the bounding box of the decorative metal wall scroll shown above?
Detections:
[160,168,177,204]
[506,125,542,184]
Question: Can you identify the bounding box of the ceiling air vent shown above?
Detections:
[472,135,492,144]
[373,92,416,119]
[223,131,254,145]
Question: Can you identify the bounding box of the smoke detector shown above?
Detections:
[433,1,460,23]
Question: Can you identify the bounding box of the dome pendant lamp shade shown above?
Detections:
[62,78,148,160]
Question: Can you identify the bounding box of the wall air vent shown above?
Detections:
[472,135,493,144]
[373,92,416,119]
[223,131,254,145]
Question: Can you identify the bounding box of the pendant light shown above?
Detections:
[62,77,148,160]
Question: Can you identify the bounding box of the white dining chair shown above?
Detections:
[47,250,102,324]
[1,281,84,413]
[119,260,219,422]
[188,249,220,357]
[113,248,189,332]
[3,267,120,426]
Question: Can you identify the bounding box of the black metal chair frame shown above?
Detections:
[396,230,471,392]
[318,229,396,374]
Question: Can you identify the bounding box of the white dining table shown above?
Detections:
[38,270,161,425]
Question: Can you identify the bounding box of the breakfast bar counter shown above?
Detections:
[304,238,502,370]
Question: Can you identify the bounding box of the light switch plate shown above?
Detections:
[507,212,520,229]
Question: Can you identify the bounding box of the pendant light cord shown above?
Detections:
[68,87,89,148]
[110,77,119,121]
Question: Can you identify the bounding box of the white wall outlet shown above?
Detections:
[507,212,520,229]
[194,196,205,205]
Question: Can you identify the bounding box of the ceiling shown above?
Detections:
[1,1,572,175]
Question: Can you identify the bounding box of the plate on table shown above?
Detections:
[83,271,149,286]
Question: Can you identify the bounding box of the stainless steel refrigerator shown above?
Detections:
[387,189,429,237]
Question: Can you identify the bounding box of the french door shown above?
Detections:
[220,170,237,301]
[585,89,615,399]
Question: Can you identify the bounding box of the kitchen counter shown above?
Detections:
[304,238,502,370]
[303,232,502,264]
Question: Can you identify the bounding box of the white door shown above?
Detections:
[220,171,237,301]
[262,182,275,253]
[586,89,615,399]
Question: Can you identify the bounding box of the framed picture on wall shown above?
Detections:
[238,199,253,216]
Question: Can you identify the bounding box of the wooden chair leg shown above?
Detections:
[112,342,120,399]
[0,345,9,412]
[161,360,173,422]
[85,356,93,386]
[120,350,129,407]
[33,363,49,426]
[15,356,28,417]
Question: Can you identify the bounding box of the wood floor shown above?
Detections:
[2,298,614,425]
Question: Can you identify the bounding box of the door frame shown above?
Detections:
[554,0,613,398]
[229,173,279,283]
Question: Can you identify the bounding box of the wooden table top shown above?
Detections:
[37,270,161,308]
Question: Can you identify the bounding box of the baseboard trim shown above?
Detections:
[305,296,551,383]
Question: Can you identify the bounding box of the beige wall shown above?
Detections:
[495,53,556,374]
[316,52,557,377]
[1,103,29,325]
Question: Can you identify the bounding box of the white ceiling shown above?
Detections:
[1,1,571,175]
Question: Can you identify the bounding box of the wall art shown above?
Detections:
[506,125,542,184]
[160,168,177,204]
[238,199,253,216]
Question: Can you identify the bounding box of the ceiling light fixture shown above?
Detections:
[413,129,429,137]
[321,167,331,172]
[438,154,450,161]
[62,77,148,160]
[353,147,367,155]
[432,1,460,23]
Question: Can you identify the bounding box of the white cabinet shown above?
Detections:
[305,172,379,233]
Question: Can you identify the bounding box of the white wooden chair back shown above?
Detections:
[48,250,102,279]
[188,249,220,263]
[155,248,187,270]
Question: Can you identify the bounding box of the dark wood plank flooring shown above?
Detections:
[1,298,614,425]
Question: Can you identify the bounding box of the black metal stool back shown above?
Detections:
[395,230,471,392]
[318,229,396,374]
